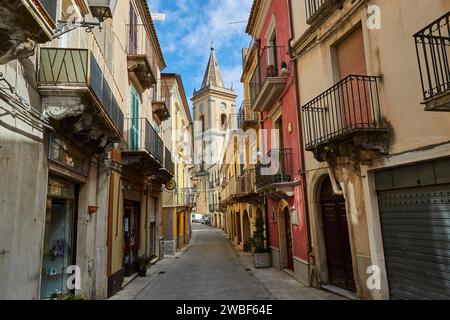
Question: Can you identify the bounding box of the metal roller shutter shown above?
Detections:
[376,158,450,300]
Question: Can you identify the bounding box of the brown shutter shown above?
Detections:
[335,26,367,79]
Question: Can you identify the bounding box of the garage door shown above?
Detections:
[375,158,450,300]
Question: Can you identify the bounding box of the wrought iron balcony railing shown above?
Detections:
[237,169,256,195]
[305,0,344,25]
[123,118,163,164]
[249,46,285,103]
[38,47,124,137]
[126,24,158,88]
[164,187,196,208]
[302,75,386,151]
[165,147,175,176]
[414,12,450,105]
[238,101,259,128]
[176,188,196,207]
[256,149,293,190]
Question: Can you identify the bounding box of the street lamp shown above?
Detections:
[53,0,114,39]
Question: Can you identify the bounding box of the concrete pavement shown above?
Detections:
[110,224,344,300]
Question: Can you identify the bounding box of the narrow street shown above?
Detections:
[111,224,342,301]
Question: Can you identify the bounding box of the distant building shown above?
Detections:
[191,47,237,227]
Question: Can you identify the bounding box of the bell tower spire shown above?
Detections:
[201,46,225,89]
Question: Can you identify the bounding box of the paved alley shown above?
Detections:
[111,224,343,301]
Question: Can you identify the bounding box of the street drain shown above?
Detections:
[159,271,166,275]
[245,268,252,272]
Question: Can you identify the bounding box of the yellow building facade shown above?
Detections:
[162,73,196,255]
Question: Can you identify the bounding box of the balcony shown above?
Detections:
[305,0,344,26]
[256,149,294,197]
[0,1,57,64]
[37,47,125,151]
[238,101,259,130]
[414,12,450,111]
[302,75,389,162]
[236,169,261,203]
[220,177,238,205]
[249,46,289,113]
[152,92,171,124]
[164,188,196,209]
[122,118,164,176]
[126,24,158,90]
[164,147,175,177]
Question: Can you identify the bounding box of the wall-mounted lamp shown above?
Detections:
[53,1,114,39]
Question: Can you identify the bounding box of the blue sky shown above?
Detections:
[148,0,253,111]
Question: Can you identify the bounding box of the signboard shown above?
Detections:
[48,134,89,176]
[48,177,76,199]
[165,179,177,191]
[290,208,299,226]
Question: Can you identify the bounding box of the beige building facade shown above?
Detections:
[0,0,172,300]
[290,0,450,299]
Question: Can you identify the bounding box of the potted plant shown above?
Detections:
[252,215,271,269]
[266,64,277,77]
[135,255,153,277]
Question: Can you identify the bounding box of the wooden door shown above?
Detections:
[321,179,356,292]
[124,201,140,276]
[284,208,294,270]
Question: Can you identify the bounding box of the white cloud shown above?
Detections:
[149,0,253,106]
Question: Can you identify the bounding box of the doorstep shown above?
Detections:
[122,258,159,289]
[122,273,139,288]
[321,284,359,300]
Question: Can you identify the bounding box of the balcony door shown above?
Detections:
[129,4,138,54]
[130,88,140,150]
[334,26,370,130]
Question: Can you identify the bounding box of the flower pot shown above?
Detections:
[254,252,271,269]
[139,267,147,277]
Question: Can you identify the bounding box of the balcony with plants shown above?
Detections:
[249,46,289,113]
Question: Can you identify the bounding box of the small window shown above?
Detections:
[221,114,227,129]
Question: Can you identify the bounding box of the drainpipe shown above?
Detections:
[287,0,313,259]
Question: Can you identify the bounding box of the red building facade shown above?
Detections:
[247,0,309,284]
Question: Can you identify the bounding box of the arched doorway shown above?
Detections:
[320,177,356,292]
[242,210,251,249]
